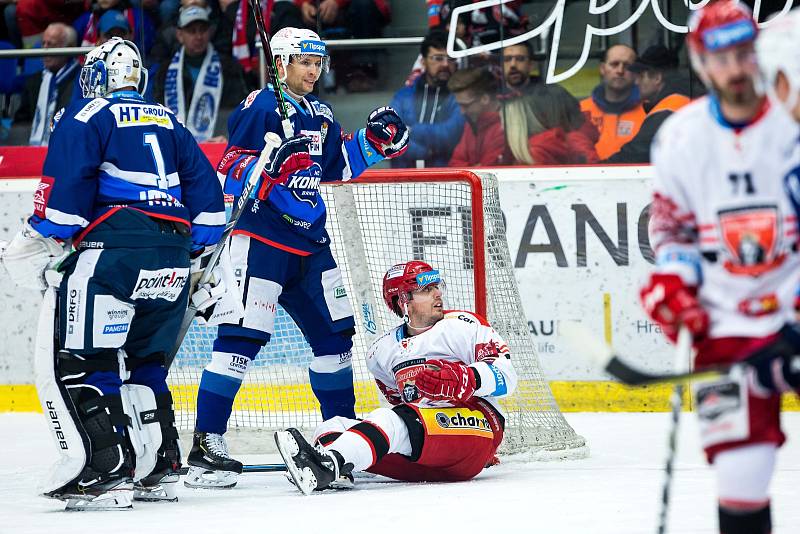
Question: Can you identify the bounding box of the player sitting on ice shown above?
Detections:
[0,37,231,510]
[274,261,518,495]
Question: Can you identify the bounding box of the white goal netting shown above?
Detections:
[168,169,587,457]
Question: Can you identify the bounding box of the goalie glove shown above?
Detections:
[640,273,709,343]
[414,359,477,403]
[365,106,409,159]
[1,221,69,290]
[190,245,244,325]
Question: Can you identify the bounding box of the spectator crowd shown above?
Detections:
[0,0,699,165]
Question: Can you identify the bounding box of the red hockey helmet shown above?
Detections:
[687,0,757,55]
[382,261,442,317]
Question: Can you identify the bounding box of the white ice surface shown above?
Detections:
[2,412,799,533]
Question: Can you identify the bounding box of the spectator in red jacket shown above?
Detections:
[448,67,512,167]
[503,83,599,165]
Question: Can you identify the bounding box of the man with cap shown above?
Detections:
[97,9,132,44]
[154,5,247,142]
[605,45,692,163]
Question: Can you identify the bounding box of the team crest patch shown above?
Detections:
[243,90,260,109]
[718,205,784,276]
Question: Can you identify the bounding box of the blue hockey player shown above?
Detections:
[185,26,409,488]
[0,37,311,510]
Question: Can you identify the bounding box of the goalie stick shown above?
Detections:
[166,0,297,367]
[561,322,800,386]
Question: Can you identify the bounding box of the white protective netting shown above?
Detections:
[169,169,587,457]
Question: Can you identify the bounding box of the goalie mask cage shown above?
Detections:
[169,169,587,457]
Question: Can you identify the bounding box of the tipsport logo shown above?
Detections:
[415,270,440,286]
[300,40,326,55]
[702,20,756,51]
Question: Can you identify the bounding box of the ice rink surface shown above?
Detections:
[2,412,799,534]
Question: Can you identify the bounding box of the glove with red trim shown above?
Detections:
[365,106,409,158]
[415,359,477,402]
[640,273,709,343]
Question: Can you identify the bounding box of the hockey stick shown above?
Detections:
[560,322,800,386]
[165,131,283,368]
[657,327,691,534]
[249,0,293,138]
[166,0,299,367]
[178,463,286,475]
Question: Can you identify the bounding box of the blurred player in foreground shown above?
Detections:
[639,2,800,532]
[274,261,517,494]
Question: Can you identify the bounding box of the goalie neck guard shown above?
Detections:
[80,37,147,98]
[382,261,443,317]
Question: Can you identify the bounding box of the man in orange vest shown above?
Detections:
[605,45,694,163]
[580,44,646,159]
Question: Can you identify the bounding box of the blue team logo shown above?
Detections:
[192,93,215,134]
[285,162,322,207]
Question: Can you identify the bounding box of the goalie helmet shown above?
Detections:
[270,27,330,79]
[382,261,443,317]
[80,37,147,99]
[686,0,758,84]
[756,8,800,114]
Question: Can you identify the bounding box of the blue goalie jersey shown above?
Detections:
[218,87,384,255]
[29,91,225,251]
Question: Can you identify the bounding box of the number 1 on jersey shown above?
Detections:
[144,133,169,190]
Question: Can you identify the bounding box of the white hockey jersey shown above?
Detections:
[366,310,518,416]
[650,96,800,339]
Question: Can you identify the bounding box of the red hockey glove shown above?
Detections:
[365,106,409,159]
[414,359,477,402]
[237,135,313,199]
[640,273,709,343]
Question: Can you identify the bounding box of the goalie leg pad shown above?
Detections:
[34,287,88,495]
[119,383,162,482]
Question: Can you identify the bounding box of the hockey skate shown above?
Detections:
[184,432,243,489]
[274,428,353,496]
[46,469,134,511]
[134,451,181,502]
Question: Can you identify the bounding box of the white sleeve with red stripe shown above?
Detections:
[649,122,702,287]
[444,311,518,399]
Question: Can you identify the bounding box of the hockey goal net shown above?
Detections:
[168,169,587,457]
